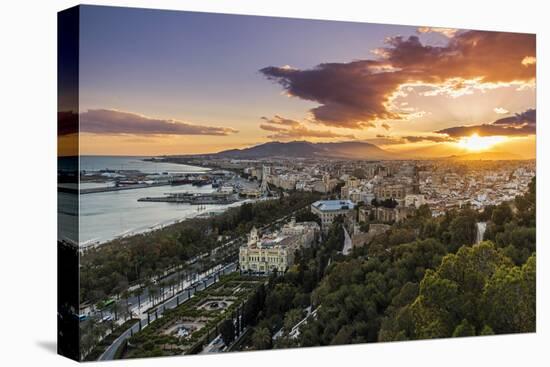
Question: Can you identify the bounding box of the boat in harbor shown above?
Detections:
[170,177,193,186]
[138,191,239,205]
[191,179,212,187]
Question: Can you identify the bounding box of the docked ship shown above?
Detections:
[170,177,193,186]
[191,179,212,187]
[138,191,238,205]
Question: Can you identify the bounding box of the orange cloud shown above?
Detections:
[375,134,455,144]
[260,30,535,129]
[260,115,300,127]
[494,107,509,114]
[80,109,238,136]
[437,109,536,138]
[417,26,460,38]
[260,116,355,140]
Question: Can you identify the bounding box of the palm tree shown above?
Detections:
[110,301,120,321]
[80,318,98,359]
[134,288,142,313]
[121,290,131,319]
[159,280,168,302]
[149,285,160,306]
[106,319,115,333]
[252,327,272,350]
[91,318,108,344]
[117,298,130,321]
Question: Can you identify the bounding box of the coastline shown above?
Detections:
[142,156,226,172]
[78,157,226,248]
[79,196,270,250]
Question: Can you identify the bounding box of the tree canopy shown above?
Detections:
[252,177,537,348]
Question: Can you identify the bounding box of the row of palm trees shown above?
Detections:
[108,239,239,317]
[81,234,242,360]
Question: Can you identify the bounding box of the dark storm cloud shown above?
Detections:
[260,61,401,129]
[437,124,536,138]
[492,108,536,125]
[384,32,535,83]
[80,109,238,136]
[260,30,535,129]
[437,109,536,138]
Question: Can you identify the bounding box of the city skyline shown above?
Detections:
[72,5,535,158]
[57,6,537,361]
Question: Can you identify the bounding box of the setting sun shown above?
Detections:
[456,133,507,151]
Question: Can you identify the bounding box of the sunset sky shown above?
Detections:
[70,5,536,158]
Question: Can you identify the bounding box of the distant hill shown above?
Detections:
[445,151,526,161]
[186,141,527,161]
[213,141,391,160]
[388,144,527,161]
[391,144,469,159]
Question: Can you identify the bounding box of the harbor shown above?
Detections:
[79,176,219,195]
[138,192,240,205]
[75,156,263,246]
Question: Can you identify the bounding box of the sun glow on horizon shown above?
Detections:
[456,133,507,151]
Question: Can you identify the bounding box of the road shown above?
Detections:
[98,262,237,361]
[121,261,231,319]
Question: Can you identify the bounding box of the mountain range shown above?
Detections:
[210,140,527,161]
[214,141,391,160]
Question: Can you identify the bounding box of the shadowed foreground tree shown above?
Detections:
[491,202,514,226]
[237,178,536,349]
[482,254,535,334]
[448,214,477,252]
[401,242,534,339]
[252,327,272,350]
[220,319,236,346]
[283,308,303,335]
